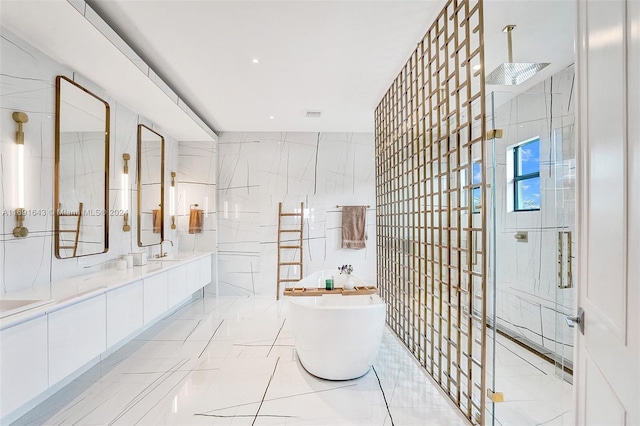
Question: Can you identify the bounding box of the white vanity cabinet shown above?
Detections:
[0,252,213,425]
[186,256,212,294]
[167,264,188,307]
[0,316,48,417]
[107,281,144,348]
[143,272,168,324]
[186,258,201,294]
[199,256,212,288]
[48,295,107,386]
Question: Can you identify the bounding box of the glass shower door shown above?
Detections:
[485,68,576,425]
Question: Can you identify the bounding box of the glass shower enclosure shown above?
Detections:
[485,65,576,425]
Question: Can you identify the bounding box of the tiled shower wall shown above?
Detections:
[489,65,576,361]
[217,132,376,298]
[0,27,180,296]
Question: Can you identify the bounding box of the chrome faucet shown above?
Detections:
[156,239,174,258]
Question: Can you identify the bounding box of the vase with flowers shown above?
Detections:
[338,264,355,290]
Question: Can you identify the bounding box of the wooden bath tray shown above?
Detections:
[283,286,378,296]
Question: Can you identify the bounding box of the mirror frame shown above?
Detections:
[137,124,165,247]
[54,75,110,259]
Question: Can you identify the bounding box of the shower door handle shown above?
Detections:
[565,307,584,335]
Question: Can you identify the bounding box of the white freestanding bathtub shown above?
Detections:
[287,273,386,380]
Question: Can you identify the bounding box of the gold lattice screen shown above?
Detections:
[374,0,486,424]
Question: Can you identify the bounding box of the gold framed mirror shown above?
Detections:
[137,124,164,247]
[54,75,110,259]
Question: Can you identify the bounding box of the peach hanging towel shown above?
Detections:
[189,208,203,234]
[152,209,161,233]
[341,205,366,249]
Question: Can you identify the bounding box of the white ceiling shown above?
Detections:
[88,0,448,133]
[1,0,575,135]
[0,0,215,141]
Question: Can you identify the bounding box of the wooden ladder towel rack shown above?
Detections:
[276,202,304,300]
[58,202,83,257]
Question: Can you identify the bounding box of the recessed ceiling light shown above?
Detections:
[252,58,259,64]
[269,116,274,120]
[473,64,481,71]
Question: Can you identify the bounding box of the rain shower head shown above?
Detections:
[486,25,549,85]
[486,62,550,85]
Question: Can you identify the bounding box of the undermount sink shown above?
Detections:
[0,299,53,318]
[150,253,194,262]
[145,263,165,272]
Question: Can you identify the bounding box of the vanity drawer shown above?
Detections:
[0,315,48,417]
[48,295,106,386]
[143,272,168,324]
[107,281,143,348]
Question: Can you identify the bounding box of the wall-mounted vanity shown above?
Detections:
[0,4,217,422]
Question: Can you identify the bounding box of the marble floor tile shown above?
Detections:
[486,332,574,426]
[14,295,469,426]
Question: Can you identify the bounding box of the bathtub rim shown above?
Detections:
[286,293,384,310]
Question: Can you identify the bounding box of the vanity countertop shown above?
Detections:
[0,251,213,331]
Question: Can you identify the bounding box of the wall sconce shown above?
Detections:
[122,153,131,232]
[170,172,176,229]
[13,111,29,238]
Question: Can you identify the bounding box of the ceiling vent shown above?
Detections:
[305,110,322,118]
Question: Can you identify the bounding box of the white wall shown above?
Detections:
[217,132,376,297]
[488,65,576,361]
[0,27,181,296]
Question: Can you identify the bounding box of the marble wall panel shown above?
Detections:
[176,140,217,252]
[1,27,182,296]
[1,29,61,294]
[217,132,376,298]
